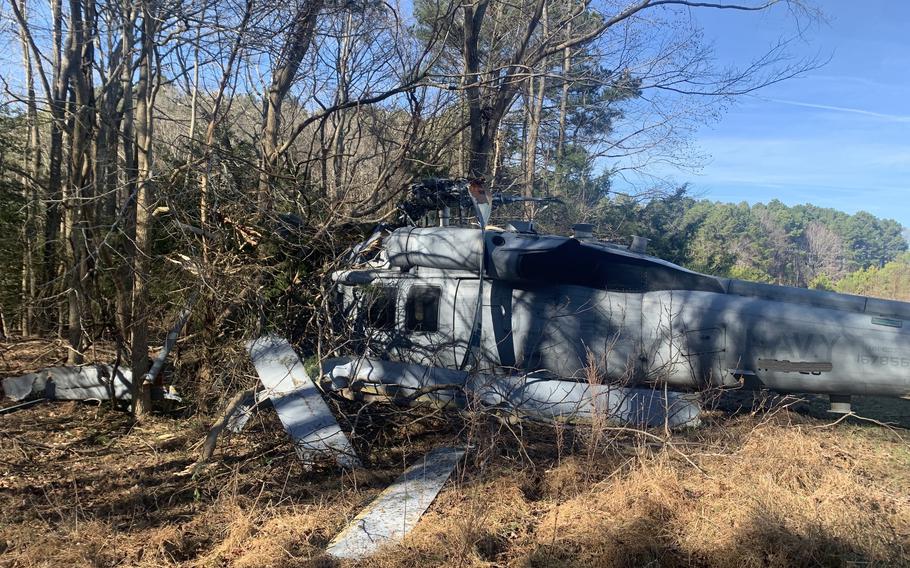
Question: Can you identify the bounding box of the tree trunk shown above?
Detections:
[330,11,353,200]
[556,21,571,167]
[524,71,546,199]
[132,0,158,418]
[116,0,137,346]
[463,0,544,181]
[41,0,66,332]
[462,0,491,178]
[257,0,325,213]
[522,6,547,217]
[17,4,41,336]
[63,0,98,364]
[93,9,128,346]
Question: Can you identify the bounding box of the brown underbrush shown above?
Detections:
[2,340,909,567]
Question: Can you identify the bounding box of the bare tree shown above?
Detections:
[130,0,164,416]
[456,0,815,183]
[257,0,326,214]
[805,221,847,282]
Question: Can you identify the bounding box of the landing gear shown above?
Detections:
[829,394,852,414]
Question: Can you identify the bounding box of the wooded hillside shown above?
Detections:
[546,188,907,288]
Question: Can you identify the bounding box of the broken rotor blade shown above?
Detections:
[2,365,133,402]
[326,446,465,559]
[247,336,361,469]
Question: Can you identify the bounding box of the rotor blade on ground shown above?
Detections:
[2,365,133,402]
[247,335,361,469]
[326,446,464,560]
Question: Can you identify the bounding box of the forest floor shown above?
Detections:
[1,338,909,567]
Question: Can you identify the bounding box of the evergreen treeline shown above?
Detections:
[536,186,907,289]
[835,253,910,301]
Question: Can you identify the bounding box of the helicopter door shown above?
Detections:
[451,278,474,369]
[507,287,643,381]
[451,278,519,372]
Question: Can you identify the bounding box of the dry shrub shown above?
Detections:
[0,519,123,568]
[122,488,362,567]
[359,409,909,568]
[195,502,343,567]
[530,458,687,567]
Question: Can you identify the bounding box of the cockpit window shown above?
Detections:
[364,286,397,329]
[406,285,440,332]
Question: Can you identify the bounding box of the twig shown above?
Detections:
[198,387,256,463]
[602,426,711,478]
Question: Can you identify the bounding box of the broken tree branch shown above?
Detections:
[199,386,256,462]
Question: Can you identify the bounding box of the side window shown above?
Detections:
[406,286,440,332]
[364,286,397,330]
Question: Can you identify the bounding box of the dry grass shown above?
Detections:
[358,410,910,568]
[2,340,909,567]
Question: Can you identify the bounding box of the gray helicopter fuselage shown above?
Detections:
[333,226,910,400]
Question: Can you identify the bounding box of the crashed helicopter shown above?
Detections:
[6,178,908,560]
[306,177,910,557]
[7,178,908,427]
[324,178,910,425]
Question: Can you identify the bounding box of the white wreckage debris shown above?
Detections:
[2,300,195,408]
[322,357,702,429]
[246,335,362,469]
[326,446,465,559]
[225,389,269,433]
[2,365,133,402]
[226,346,700,467]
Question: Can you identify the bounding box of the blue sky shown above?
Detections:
[643,1,910,227]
